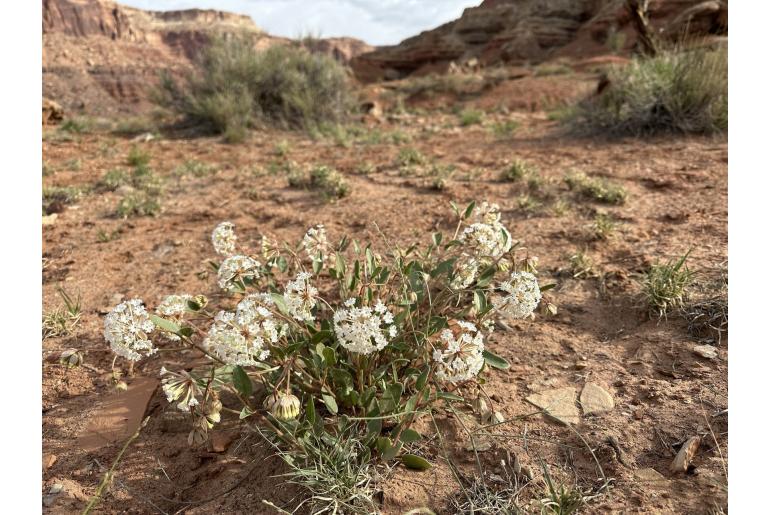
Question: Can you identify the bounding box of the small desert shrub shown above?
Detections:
[108,163,164,217]
[459,108,484,126]
[564,171,627,205]
[43,186,83,214]
[500,159,536,183]
[591,212,618,240]
[59,117,92,134]
[428,164,455,191]
[490,119,520,139]
[642,251,694,318]
[127,146,151,168]
[174,160,217,178]
[517,194,542,213]
[273,139,291,157]
[568,250,595,279]
[98,168,131,191]
[43,288,82,339]
[397,147,426,167]
[154,37,353,137]
[568,46,727,135]
[540,465,586,515]
[101,201,548,499]
[116,190,162,218]
[289,165,350,200]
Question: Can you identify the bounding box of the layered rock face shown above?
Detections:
[42,0,373,115]
[351,0,728,82]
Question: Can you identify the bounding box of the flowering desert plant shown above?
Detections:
[103,200,550,470]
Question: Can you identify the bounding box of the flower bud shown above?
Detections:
[271,393,301,421]
[188,418,208,446]
[192,294,208,310]
[59,348,83,368]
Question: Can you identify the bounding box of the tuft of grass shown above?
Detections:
[273,139,291,157]
[43,288,82,339]
[43,186,83,214]
[154,37,353,137]
[500,159,535,182]
[289,165,350,200]
[490,119,520,139]
[110,163,164,218]
[261,427,378,515]
[397,147,426,168]
[567,45,727,135]
[174,160,217,177]
[98,168,131,191]
[642,250,694,318]
[591,212,618,240]
[564,171,627,205]
[568,250,595,279]
[540,464,586,515]
[551,199,571,217]
[428,164,455,191]
[59,117,92,134]
[517,194,542,213]
[116,190,162,218]
[127,146,151,168]
[458,108,484,126]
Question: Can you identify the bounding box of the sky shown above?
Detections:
[121,0,482,46]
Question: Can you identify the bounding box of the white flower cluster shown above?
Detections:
[474,201,502,225]
[493,271,541,320]
[160,368,202,412]
[333,299,396,355]
[236,293,284,343]
[284,272,317,322]
[432,321,485,384]
[460,202,512,259]
[450,256,479,289]
[211,221,237,256]
[104,299,156,361]
[156,294,192,341]
[302,225,330,264]
[204,310,271,366]
[218,255,260,290]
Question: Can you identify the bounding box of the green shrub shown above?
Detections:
[490,119,520,139]
[643,251,694,318]
[117,191,162,218]
[127,146,151,168]
[500,159,535,182]
[568,46,727,135]
[43,186,83,214]
[397,147,426,167]
[289,165,350,200]
[155,38,353,137]
[564,171,627,205]
[458,108,483,126]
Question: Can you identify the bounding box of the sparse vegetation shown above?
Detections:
[155,37,353,139]
[42,288,82,338]
[397,147,427,167]
[43,186,83,214]
[173,159,217,178]
[591,212,618,240]
[567,46,727,135]
[564,171,627,205]
[500,159,535,182]
[458,108,483,126]
[642,250,694,318]
[490,119,520,139]
[288,164,350,200]
[568,250,595,279]
[127,146,151,168]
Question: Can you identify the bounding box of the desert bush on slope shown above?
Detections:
[155,37,353,140]
[568,45,727,135]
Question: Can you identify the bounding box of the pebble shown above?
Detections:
[692,344,718,360]
[525,387,580,426]
[580,383,615,415]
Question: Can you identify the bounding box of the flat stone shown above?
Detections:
[693,344,718,360]
[77,377,158,452]
[634,468,667,483]
[43,453,57,471]
[525,387,580,426]
[580,383,615,415]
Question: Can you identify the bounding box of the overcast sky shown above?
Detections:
[121,0,481,46]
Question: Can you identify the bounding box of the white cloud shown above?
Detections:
[120,0,480,45]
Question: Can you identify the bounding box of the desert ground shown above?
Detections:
[42,67,727,513]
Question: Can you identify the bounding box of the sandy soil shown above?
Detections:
[42,78,728,513]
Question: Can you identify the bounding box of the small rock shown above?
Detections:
[634,468,667,482]
[525,387,580,426]
[43,453,57,471]
[574,360,588,370]
[692,344,718,360]
[42,213,58,226]
[580,383,615,415]
[670,436,701,473]
[209,431,237,453]
[43,483,64,507]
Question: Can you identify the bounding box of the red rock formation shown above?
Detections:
[351,0,728,82]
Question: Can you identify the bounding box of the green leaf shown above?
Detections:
[322,394,338,414]
[177,326,194,338]
[306,397,316,425]
[432,232,443,247]
[149,314,180,334]
[416,369,428,391]
[482,349,510,370]
[322,347,337,366]
[232,366,253,397]
[270,293,289,315]
[382,439,403,461]
[239,406,253,419]
[312,258,323,275]
[540,282,556,292]
[186,300,202,311]
[463,200,476,220]
[401,454,432,470]
[400,428,422,443]
[376,436,392,454]
[438,391,464,402]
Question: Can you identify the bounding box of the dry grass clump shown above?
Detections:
[564,171,627,205]
[155,37,352,141]
[642,251,694,318]
[288,164,350,200]
[567,45,727,135]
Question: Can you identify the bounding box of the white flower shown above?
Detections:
[160,368,203,412]
[104,299,156,361]
[492,271,541,320]
[302,225,330,264]
[217,255,260,290]
[460,222,512,258]
[333,301,395,355]
[236,294,282,345]
[156,294,192,341]
[204,311,270,366]
[432,321,485,384]
[451,256,479,289]
[211,222,237,256]
[284,272,318,322]
[474,201,502,225]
